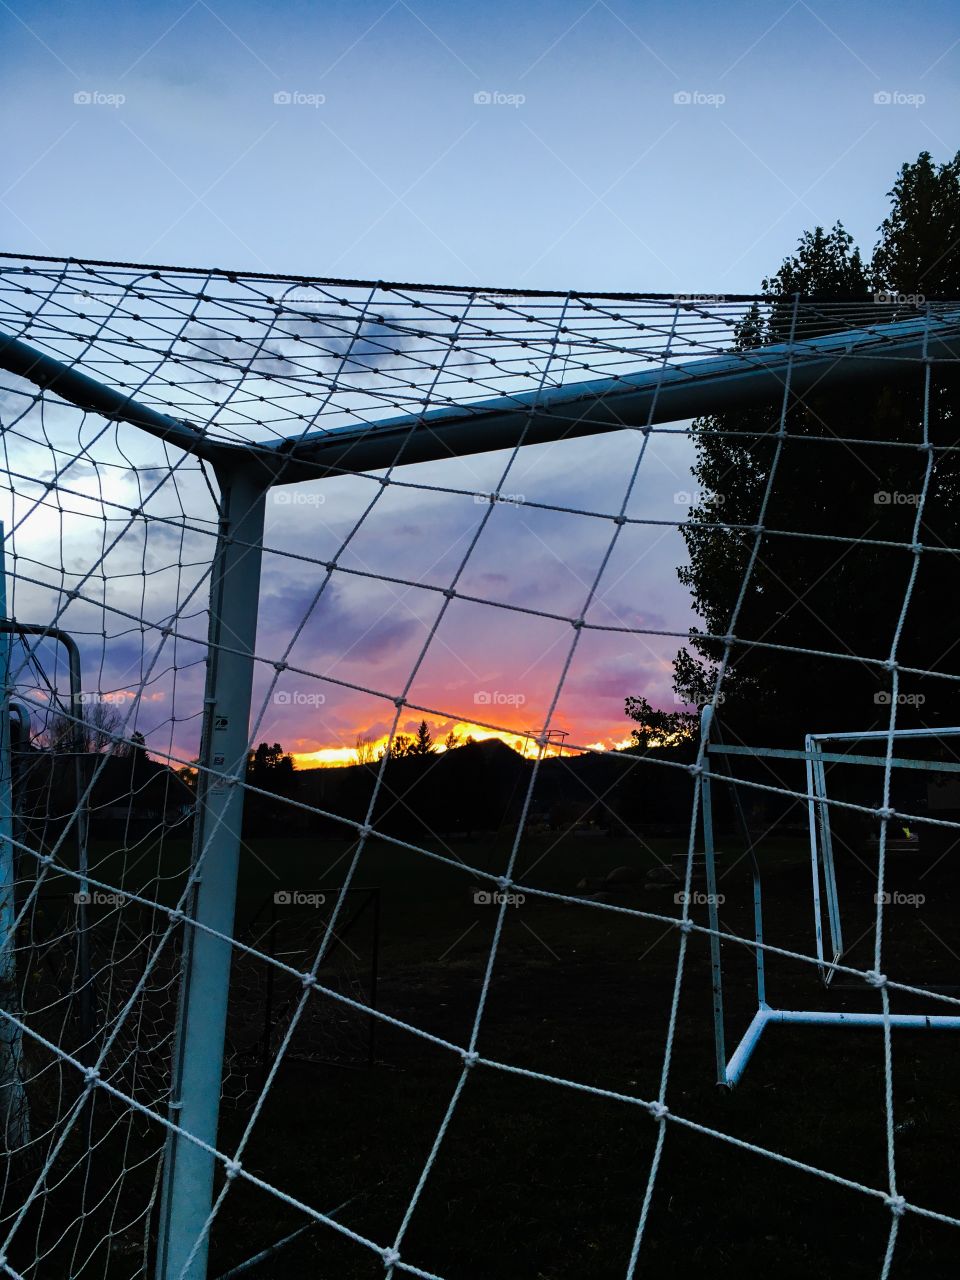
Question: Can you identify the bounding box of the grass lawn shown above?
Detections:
[14,825,960,1278]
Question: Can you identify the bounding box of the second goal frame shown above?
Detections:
[700,707,960,1087]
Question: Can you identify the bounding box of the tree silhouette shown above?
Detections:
[247,742,296,794]
[671,151,960,747]
[46,698,124,754]
[383,734,412,760]
[408,720,435,756]
[624,696,696,749]
[176,765,197,791]
[244,743,297,834]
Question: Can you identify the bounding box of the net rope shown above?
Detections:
[0,255,958,1277]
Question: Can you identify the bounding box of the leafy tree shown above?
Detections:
[624,696,697,749]
[176,765,197,791]
[443,730,460,751]
[384,734,412,760]
[872,152,960,296]
[671,153,960,747]
[247,742,296,793]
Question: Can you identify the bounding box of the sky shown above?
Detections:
[1,0,959,766]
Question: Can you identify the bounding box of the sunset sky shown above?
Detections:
[2,0,957,766]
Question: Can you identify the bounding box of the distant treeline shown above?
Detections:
[285,736,708,843]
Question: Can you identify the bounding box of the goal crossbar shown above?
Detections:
[2,306,959,481]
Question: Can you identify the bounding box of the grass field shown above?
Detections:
[195,831,960,1276]
[18,824,960,1277]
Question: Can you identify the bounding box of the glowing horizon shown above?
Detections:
[290,722,638,769]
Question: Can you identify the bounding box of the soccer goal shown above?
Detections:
[1,256,960,1279]
[804,725,960,979]
[700,710,960,1087]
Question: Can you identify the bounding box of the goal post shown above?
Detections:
[155,468,266,1280]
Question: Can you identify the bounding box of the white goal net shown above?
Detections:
[0,254,958,1279]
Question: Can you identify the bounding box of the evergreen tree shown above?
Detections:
[408,720,436,756]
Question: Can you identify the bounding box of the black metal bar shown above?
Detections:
[0,330,217,459]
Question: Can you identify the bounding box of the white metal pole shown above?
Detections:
[156,470,266,1280]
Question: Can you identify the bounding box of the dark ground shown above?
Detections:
[10,826,960,1279]
[210,829,960,1279]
